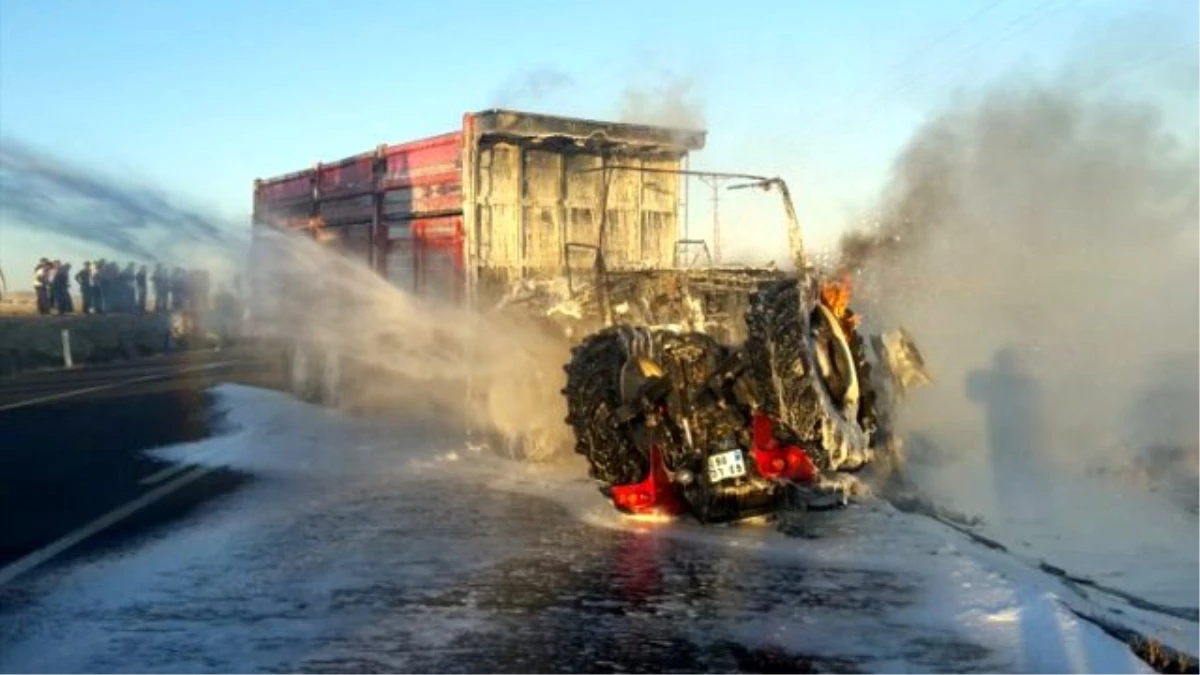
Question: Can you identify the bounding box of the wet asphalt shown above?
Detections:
[0,464,994,674]
[0,353,1160,674]
[0,350,279,567]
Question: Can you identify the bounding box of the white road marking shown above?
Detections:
[0,465,213,587]
[139,444,225,485]
[137,463,195,486]
[0,361,236,413]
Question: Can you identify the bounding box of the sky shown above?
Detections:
[0,0,1196,289]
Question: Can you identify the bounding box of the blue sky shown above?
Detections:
[0,0,1196,288]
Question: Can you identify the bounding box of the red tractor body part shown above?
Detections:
[609,445,686,516]
[749,412,818,483]
[608,413,819,516]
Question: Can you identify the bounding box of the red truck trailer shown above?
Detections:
[252,109,707,309]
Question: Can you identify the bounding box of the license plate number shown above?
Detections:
[707,449,747,483]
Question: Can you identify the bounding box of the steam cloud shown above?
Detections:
[843,65,1199,517]
[248,229,573,462]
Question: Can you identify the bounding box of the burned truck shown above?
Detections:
[250,109,927,523]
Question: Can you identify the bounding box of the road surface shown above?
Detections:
[0,349,283,568]
[0,347,280,410]
[0,384,1160,673]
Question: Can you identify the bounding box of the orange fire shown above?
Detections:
[820,275,852,316]
[820,274,860,331]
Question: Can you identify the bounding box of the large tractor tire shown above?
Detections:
[743,278,871,471]
[562,327,649,486]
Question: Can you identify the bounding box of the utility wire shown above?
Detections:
[1080,44,1198,91]
[793,0,1087,196]
[797,0,1081,149]
[799,0,1011,128]
[792,42,1195,230]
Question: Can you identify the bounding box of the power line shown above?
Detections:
[791,0,1087,197]
[790,32,1193,241]
[1081,44,1198,91]
[799,0,1011,127]
[797,0,1081,148]
[887,0,1012,72]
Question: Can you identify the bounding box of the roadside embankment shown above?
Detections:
[0,313,175,377]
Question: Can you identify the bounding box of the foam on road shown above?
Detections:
[0,384,1178,673]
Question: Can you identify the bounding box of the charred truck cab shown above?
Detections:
[250,109,928,524]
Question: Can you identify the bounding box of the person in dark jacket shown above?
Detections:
[120,263,136,313]
[98,259,117,313]
[93,259,108,313]
[52,261,73,314]
[170,267,187,311]
[135,264,148,313]
[75,262,93,314]
[152,263,168,312]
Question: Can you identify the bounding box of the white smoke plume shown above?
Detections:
[842,57,1199,518]
[618,73,706,130]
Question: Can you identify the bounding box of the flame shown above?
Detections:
[820,274,853,318]
[820,274,860,331]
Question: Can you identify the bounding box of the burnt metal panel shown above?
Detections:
[251,108,701,303]
[522,148,564,271]
[475,142,522,274]
[258,171,314,203]
[564,153,602,271]
[463,109,697,283]
[471,142,685,277]
[319,195,374,224]
[382,217,464,300]
[638,156,680,268]
[318,154,375,198]
[380,183,462,220]
[379,133,463,197]
[470,108,706,152]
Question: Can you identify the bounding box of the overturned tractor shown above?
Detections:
[249,111,927,524]
[553,172,928,523]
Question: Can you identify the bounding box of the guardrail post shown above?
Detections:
[61,329,73,368]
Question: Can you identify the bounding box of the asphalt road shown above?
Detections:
[0,347,281,410]
[0,350,1175,673]
[0,348,284,568]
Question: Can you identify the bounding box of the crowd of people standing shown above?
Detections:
[31,258,211,316]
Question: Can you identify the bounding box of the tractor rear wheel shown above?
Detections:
[562,327,648,486]
[744,278,869,470]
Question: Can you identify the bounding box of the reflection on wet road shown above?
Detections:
[0,474,996,674]
[0,386,1153,674]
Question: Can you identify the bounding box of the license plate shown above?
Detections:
[707,449,747,483]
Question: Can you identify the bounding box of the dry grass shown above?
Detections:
[1133,637,1198,674]
[0,290,87,316]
